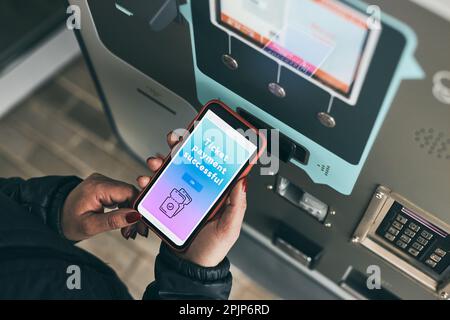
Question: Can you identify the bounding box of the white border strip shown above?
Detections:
[0,28,80,118]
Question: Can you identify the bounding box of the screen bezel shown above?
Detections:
[210,0,382,106]
[134,101,262,251]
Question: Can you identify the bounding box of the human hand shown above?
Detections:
[133,132,248,267]
[62,173,141,241]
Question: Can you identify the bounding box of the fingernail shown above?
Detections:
[131,229,138,240]
[146,157,157,162]
[144,228,149,238]
[242,177,248,193]
[126,211,141,224]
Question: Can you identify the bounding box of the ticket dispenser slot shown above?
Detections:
[273,222,323,269]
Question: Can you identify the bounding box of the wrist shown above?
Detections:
[177,250,221,268]
[52,177,82,242]
[159,243,230,282]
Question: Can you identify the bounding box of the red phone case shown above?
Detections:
[133,100,267,251]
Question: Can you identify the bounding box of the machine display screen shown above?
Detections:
[212,0,381,105]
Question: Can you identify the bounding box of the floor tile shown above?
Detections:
[60,58,98,98]
[67,101,113,141]
[26,146,79,176]
[0,152,28,177]
[0,124,36,160]
[70,140,129,177]
[77,232,138,278]
[12,103,79,148]
[122,259,155,299]
[33,82,74,114]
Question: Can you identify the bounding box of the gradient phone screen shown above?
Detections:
[138,110,257,246]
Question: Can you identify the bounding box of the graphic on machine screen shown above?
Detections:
[214,0,381,105]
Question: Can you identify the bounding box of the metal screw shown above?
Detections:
[352,236,360,244]
[324,222,332,228]
[329,210,336,216]
[375,192,384,200]
[440,291,449,300]
[267,185,274,190]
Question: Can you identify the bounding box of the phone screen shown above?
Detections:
[138,110,258,246]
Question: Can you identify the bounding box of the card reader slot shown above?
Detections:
[237,108,309,164]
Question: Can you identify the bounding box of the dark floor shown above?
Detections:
[0,57,276,300]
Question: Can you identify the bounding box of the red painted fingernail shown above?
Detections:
[126,212,141,224]
[242,177,248,193]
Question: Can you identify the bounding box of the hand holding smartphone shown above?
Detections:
[134,100,266,254]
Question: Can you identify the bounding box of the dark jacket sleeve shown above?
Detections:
[0,176,232,300]
[143,243,232,300]
[0,176,82,238]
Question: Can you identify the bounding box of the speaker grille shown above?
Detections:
[414,128,450,160]
[317,164,331,176]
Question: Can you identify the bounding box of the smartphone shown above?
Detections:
[134,100,266,250]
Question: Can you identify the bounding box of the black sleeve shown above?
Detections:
[143,243,232,300]
[0,176,82,238]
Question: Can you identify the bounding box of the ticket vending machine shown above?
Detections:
[70,0,450,299]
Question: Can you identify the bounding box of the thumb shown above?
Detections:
[87,209,141,235]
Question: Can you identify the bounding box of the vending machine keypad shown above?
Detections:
[376,202,449,274]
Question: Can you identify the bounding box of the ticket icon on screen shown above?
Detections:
[159,188,192,218]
